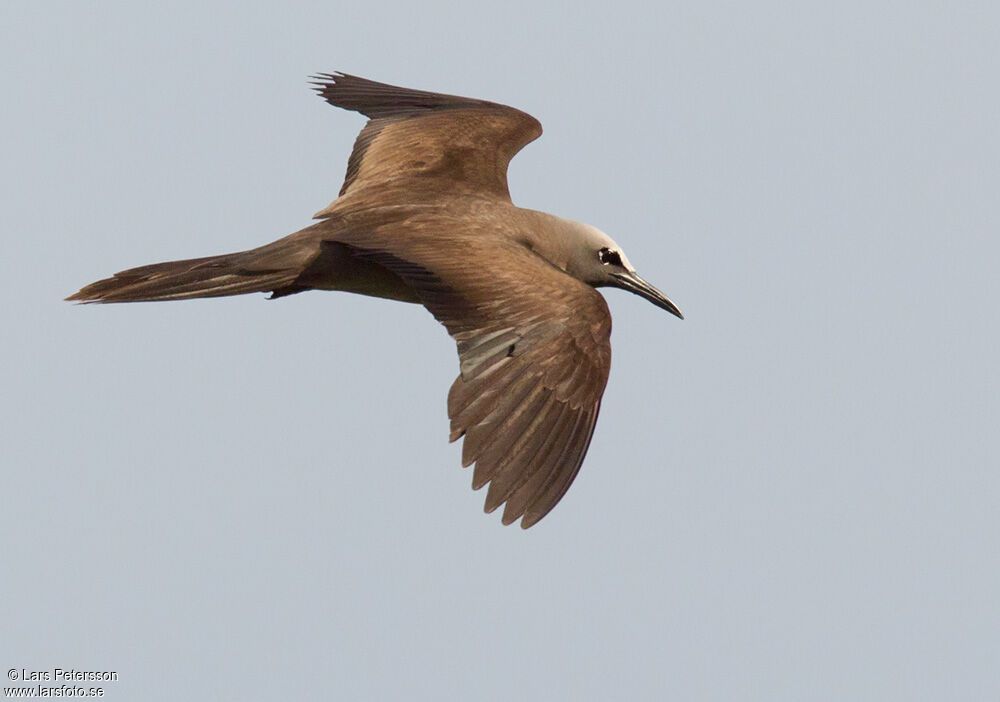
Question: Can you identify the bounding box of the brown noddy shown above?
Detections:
[68,72,683,528]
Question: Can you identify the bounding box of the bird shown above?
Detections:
[67,71,683,528]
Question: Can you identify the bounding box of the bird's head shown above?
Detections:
[563,221,683,320]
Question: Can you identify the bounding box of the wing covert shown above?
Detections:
[310,72,543,208]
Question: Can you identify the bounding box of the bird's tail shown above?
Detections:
[66,249,303,303]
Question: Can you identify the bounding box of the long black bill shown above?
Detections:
[611,271,684,319]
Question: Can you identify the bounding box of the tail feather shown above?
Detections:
[66,251,301,303]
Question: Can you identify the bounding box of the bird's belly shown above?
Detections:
[297,241,422,303]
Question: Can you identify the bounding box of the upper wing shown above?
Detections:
[310,72,542,209]
[349,234,612,528]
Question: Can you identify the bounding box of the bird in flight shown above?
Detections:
[68,71,683,528]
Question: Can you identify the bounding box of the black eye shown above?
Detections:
[598,247,622,266]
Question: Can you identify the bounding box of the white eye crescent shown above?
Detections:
[598,247,623,266]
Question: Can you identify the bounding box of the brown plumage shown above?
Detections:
[68,71,682,528]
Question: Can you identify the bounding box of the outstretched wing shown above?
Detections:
[348,233,612,528]
[310,72,542,208]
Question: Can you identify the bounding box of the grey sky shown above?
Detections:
[2,1,997,700]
